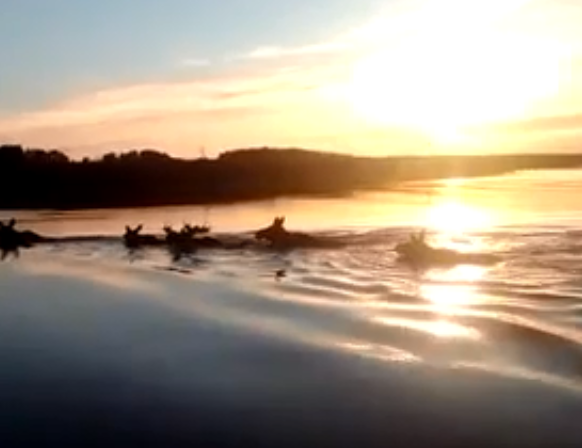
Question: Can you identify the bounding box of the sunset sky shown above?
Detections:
[1,0,581,158]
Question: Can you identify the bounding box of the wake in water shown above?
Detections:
[0,216,501,269]
[394,229,500,268]
[7,217,582,393]
[2,170,582,447]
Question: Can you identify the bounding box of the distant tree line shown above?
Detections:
[1,144,581,209]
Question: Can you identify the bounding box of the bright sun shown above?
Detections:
[347,1,563,145]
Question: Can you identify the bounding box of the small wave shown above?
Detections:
[6,218,582,387]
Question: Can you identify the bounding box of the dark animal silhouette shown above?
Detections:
[123,225,162,249]
[182,224,211,236]
[0,218,46,259]
[0,218,44,246]
[163,224,223,254]
[163,226,191,261]
[0,219,20,259]
[180,223,221,248]
[164,225,193,249]
[255,217,343,250]
[395,230,499,268]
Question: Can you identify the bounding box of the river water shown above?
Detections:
[1,168,581,447]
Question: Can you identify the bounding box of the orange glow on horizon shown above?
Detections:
[0,0,579,157]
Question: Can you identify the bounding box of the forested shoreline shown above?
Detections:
[1,144,581,209]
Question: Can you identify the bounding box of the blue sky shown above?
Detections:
[0,0,383,112]
[1,0,581,157]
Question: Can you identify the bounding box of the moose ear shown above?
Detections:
[136,224,143,233]
[8,218,16,228]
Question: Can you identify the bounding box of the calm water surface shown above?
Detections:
[1,168,582,447]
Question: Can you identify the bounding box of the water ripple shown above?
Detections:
[6,210,582,394]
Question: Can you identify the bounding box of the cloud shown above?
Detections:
[241,42,351,60]
[481,112,582,135]
[0,67,324,129]
[1,0,582,158]
[0,58,353,157]
[180,58,211,67]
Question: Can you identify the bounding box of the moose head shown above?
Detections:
[255,216,287,242]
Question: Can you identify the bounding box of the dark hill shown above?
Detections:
[1,144,581,209]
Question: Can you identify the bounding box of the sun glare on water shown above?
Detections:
[375,317,481,340]
[425,200,492,234]
[347,0,564,146]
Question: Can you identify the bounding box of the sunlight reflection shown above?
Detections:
[435,264,488,283]
[422,265,487,312]
[19,256,161,293]
[421,284,478,311]
[425,200,492,234]
[418,176,498,236]
[338,341,419,363]
[374,317,481,341]
[453,362,582,395]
